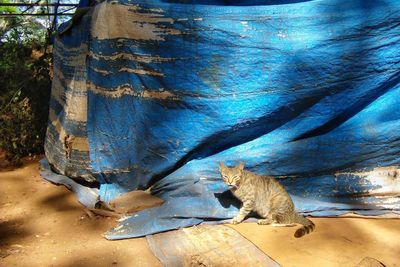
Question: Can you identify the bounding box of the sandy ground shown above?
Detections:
[0,158,161,267]
[1,158,399,267]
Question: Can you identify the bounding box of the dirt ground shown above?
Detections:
[1,158,399,267]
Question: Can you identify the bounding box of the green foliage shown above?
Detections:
[0,14,52,164]
[0,0,17,14]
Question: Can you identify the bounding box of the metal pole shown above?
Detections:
[0,13,74,16]
[0,3,78,7]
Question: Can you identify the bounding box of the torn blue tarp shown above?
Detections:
[40,159,99,208]
[42,0,400,239]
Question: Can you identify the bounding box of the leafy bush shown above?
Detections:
[0,15,52,164]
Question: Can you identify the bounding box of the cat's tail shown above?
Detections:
[292,213,315,238]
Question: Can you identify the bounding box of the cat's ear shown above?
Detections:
[218,161,225,169]
[238,161,245,170]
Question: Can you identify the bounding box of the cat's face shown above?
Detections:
[218,161,244,191]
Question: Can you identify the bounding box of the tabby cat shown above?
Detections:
[219,161,315,238]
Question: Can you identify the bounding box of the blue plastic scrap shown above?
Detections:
[42,0,400,239]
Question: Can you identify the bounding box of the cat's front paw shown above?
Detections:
[230,217,243,225]
[257,219,272,225]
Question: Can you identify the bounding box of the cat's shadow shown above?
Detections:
[214,190,241,209]
[214,190,259,219]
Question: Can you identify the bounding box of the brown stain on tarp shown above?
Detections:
[48,108,89,152]
[336,166,400,197]
[91,3,181,41]
[199,55,227,91]
[89,51,174,64]
[88,82,178,100]
[118,67,164,77]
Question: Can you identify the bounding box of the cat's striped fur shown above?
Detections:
[219,161,315,238]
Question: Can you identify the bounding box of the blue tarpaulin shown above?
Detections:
[42,0,400,239]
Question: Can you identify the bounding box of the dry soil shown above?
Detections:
[1,158,399,267]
